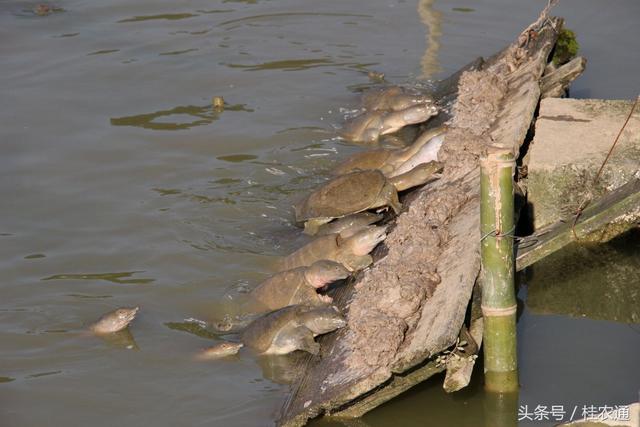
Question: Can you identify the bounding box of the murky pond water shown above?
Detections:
[1,0,638,425]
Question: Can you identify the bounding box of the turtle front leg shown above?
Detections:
[341,254,373,272]
[273,325,320,355]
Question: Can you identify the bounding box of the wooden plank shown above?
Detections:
[541,56,587,98]
[516,177,640,271]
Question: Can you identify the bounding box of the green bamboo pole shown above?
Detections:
[480,150,518,393]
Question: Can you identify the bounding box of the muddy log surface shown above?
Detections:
[278,10,561,427]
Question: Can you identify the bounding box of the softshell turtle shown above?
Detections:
[295,161,443,235]
[308,212,383,237]
[89,307,139,335]
[198,305,347,358]
[243,305,346,355]
[195,342,244,360]
[249,260,350,311]
[281,225,387,271]
[332,126,446,176]
[362,86,435,112]
[392,131,445,176]
[340,104,438,144]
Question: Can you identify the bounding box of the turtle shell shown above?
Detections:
[331,149,392,176]
[295,170,392,223]
[242,306,301,353]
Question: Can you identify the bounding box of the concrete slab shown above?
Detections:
[527,98,640,229]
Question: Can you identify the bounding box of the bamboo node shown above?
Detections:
[481,304,517,317]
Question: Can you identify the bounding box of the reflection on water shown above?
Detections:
[42,272,155,285]
[484,391,519,427]
[526,229,640,323]
[110,103,252,131]
[256,352,306,385]
[418,0,443,78]
[97,328,139,350]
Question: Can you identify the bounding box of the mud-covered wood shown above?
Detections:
[278,9,561,426]
[516,177,640,271]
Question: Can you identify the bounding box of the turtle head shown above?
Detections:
[400,103,438,125]
[305,260,351,289]
[300,306,347,334]
[390,161,444,191]
[90,306,139,334]
[344,225,388,256]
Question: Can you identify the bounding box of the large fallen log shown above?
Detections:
[278,7,561,426]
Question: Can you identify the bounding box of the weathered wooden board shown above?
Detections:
[277,8,561,426]
[516,177,640,271]
[541,56,587,98]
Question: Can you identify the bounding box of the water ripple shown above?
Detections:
[218,12,371,27]
[42,272,154,285]
[118,13,198,23]
[110,103,253,131]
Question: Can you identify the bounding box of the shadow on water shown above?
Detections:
[110,103,253,131]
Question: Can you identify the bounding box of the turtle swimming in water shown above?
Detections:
[248,260,350,311]
[89,307,139,335]
[332,126,446,177]
[295,161,443,235]
[195,342,244,361]
[281,225,388,271]
[197,305,347,359]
